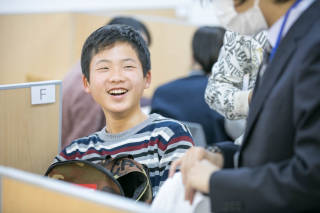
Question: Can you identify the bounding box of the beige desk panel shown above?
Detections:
[0,85,60,175]
[2,177,128,213]
[0,14,73,85]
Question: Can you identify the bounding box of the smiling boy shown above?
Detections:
[53,25,194,197]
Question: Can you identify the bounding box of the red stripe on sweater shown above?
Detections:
[61,135,193,160]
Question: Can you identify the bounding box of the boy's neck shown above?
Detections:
[104,109,148,134]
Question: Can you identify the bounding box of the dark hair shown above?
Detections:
[107,16,151,46]
[192,26,226,74]
[81,24,151,82]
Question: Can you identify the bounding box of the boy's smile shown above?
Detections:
[83,41,151,117]
[107,87,129,101]
[107,88,128,96]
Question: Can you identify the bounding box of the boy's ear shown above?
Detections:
[144,71,151,89]
[82,75,91,94]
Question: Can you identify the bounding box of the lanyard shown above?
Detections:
[269,0,303,62]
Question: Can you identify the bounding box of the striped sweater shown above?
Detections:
[54,113,194,196]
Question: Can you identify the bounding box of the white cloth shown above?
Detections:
[151,172,210,213]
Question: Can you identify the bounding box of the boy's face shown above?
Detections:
[83,41,151,116]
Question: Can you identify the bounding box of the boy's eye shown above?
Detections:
[124,65,136,71]
[97,67,109,71]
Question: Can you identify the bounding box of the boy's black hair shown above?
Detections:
[192,26,226,74]
[108,16,151,46]
[81,24,151,82]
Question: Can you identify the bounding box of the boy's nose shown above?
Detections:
[109,69,124,83]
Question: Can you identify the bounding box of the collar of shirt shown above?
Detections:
[267,0,315,48]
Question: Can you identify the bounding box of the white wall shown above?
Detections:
[0,0,221,26]
[0,0,184,14]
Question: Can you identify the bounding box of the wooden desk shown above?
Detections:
[0,81,61,175]
[0,166,154,213]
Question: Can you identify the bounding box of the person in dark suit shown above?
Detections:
[150,26,230,145]
[169,0,320,212]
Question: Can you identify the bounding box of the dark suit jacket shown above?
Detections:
[210,2,320,212]
[151,74,230,145]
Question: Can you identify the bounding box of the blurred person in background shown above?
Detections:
[150,26,230,146]
[206,0,271,145]
[205,30,269,145]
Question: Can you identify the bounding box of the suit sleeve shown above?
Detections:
[209,40,320,212]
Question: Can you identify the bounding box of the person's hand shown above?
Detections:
[184,159,220,204]
[169,147,223,183]
[169,147,206,181]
